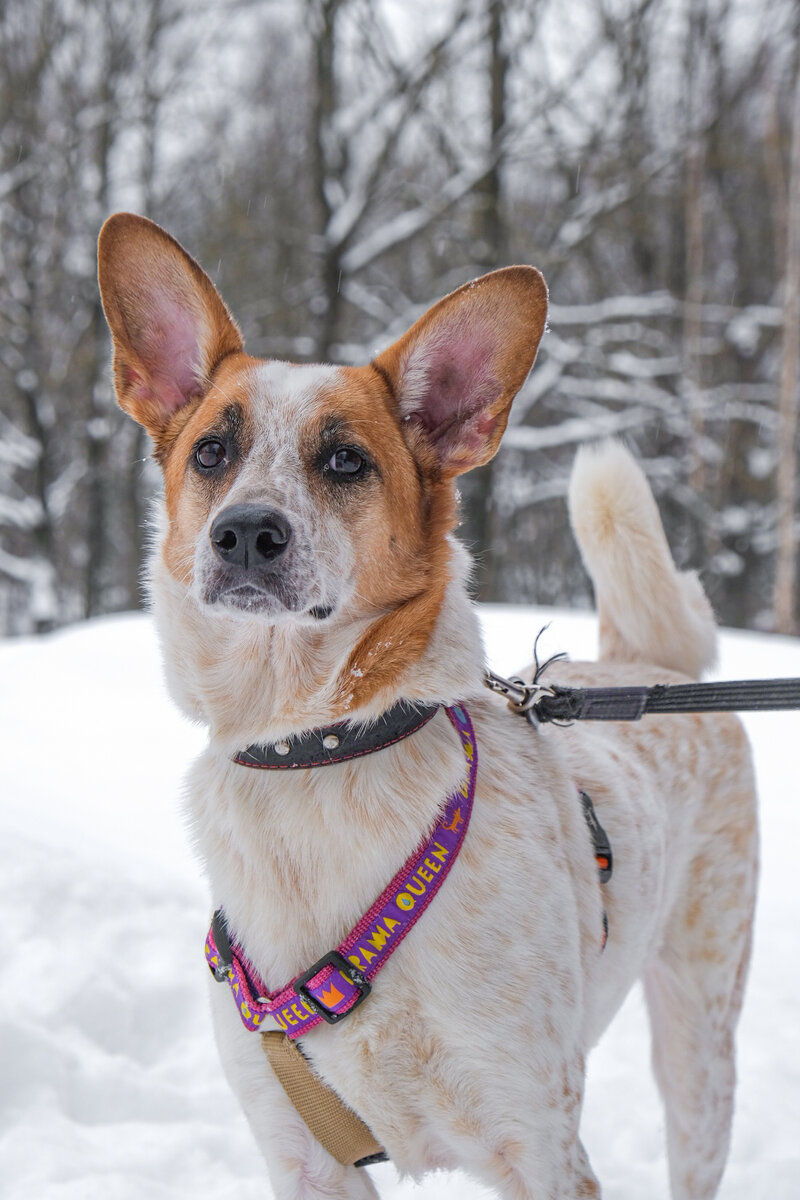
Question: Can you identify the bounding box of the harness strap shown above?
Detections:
[262,1032,387,1167]
[261,782,613,1169]
[207,705,477,1036]
[210,701,614,1167]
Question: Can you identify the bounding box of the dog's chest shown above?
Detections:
[186,712,470,987]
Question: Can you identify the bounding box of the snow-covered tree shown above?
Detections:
[1,0,798,633]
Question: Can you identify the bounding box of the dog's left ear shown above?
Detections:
[97,212,243,441]
[373,266,547,477]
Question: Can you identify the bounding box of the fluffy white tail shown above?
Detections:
[568,441,716,679]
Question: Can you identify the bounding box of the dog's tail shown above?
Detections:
[567,440,716,679]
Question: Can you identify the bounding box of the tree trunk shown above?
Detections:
[464,0,509,601]
[683,0,706,498]
[773,65,800,634]
[308,0,344,360]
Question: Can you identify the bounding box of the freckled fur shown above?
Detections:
[98,214,757,1200]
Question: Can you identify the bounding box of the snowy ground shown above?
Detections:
[1,606,798,1200]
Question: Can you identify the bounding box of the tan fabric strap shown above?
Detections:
[261,1031,386,1167]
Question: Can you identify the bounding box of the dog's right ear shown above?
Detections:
[97,213,243,440]
[372,265,548,479]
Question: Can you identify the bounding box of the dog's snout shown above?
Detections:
[210,505,292,568]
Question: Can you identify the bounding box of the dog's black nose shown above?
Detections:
[210,505,292,567]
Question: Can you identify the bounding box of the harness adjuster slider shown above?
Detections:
[210,908,235,981]
[295,951,372,1025]
[579,790,614,884]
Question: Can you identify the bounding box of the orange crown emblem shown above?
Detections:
[321,982,345,1008]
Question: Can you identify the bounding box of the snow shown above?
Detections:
[1,607,798,1199]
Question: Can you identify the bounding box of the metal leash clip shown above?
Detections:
[483,668,556,727]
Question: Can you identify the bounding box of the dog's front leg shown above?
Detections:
[209,979,379,1200]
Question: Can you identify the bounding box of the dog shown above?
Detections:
[98,212,758,1200]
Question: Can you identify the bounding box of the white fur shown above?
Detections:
[193,362,354,622]
[101,215,755,1196]
[147,431,758,1199]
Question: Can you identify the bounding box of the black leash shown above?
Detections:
[484,669,800,725]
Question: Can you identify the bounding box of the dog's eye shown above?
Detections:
[195,440,227,469]
[328,447,365,476]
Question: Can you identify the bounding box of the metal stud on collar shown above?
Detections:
[274,740,291,756]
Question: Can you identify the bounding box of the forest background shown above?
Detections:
[2,0,800,637]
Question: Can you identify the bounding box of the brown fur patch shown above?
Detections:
[287,365,460,713]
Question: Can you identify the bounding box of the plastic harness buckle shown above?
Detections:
[295,951,372,1024]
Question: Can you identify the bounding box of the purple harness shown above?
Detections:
[205,704,477,1038]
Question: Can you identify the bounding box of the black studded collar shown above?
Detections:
[233,700,440,770]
